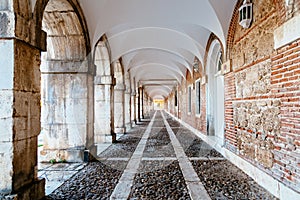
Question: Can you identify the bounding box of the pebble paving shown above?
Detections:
[45,161,127,200]
[44,111,278,200]
[129,160,191,200]
[143,127,176,158]
[192,160,278,200]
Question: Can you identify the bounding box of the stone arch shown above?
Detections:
[93,37,116,148]
[38,0,93,162]
[32,0,90,54]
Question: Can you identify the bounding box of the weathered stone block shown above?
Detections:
[39,148,84,163]
[13,136,38,192]
[274,14,300,49]
[41,97,65,124]
[66,124,87,147]
[65,98,87,124]
[15,14,31,43]
[41,124,68,149]
[94,75,114,85]
[257,148,274,168]
[0,142,13,193]
[41,74,65,99]
[0,11,15,37]
[235,60,271,98]
[40,60,88,73]
[0,1,13,11]
[64,74,88,99]
[0,118,13,142]
[0,90,13,119]
[0,40,14,90]
[14,40,40,92]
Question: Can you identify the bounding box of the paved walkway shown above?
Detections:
[43,111,277,200]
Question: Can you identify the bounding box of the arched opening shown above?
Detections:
[39,0,92,163]
[206,39,225,145]
[93,38,116,153]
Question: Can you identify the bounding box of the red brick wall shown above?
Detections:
[224,72,237,148]
[167,0,300,192]
[271,39,300,187]
[225,0,300,192]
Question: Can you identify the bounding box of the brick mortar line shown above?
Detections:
[110,111,157,200]
[161,111,211,200]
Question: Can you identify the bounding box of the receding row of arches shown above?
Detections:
[2,0,299,199]
[38,0,228,163]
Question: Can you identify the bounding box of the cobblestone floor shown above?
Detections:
[42,111,278,200]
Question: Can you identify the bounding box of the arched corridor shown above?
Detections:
[0,0,300,199]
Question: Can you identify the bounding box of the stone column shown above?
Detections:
[40,60,91,163]
[0,2,45,198]
[124,82,132,131]
[113,61,125,136]
[94,41,115,153]
[137,87,141,122]
[94,75,115,144]
[114,83,125,135]
[141,87,145,119]
[131,90,137,125]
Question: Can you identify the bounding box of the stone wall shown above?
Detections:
[235,60,272,98]
[168,0,300,194]
[168,69,207,134]
[234,99,281,168]
[226,0,300,192]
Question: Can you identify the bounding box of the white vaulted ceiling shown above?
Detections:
[79,0,236,99]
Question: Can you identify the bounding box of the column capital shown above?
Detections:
[94,75,115,85]
[114,83,126,91]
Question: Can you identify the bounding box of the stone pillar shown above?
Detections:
[137,87,141,122]
[114,83,125,134]
[94,75,116,144]
[113,61,125,136]
[141,87,145,119]
[40,60,91,162]
[131,90,137,125]
[0,2,45,198]
[124,73,132,131]
[94,41,115,152]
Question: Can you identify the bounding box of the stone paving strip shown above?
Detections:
[189,157,226,161]
[142,157,177,161]
[161,111,211,200]
[164,112,278,200]
[110,111,157,199]
[43,116,151,199]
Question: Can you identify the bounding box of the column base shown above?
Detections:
[125,123,132,132]
[114,127,125,134]
[39,147,85,163]
[1,179,45,200]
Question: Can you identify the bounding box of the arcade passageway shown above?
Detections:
[43,111,277,199]
[0,0,300,199]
